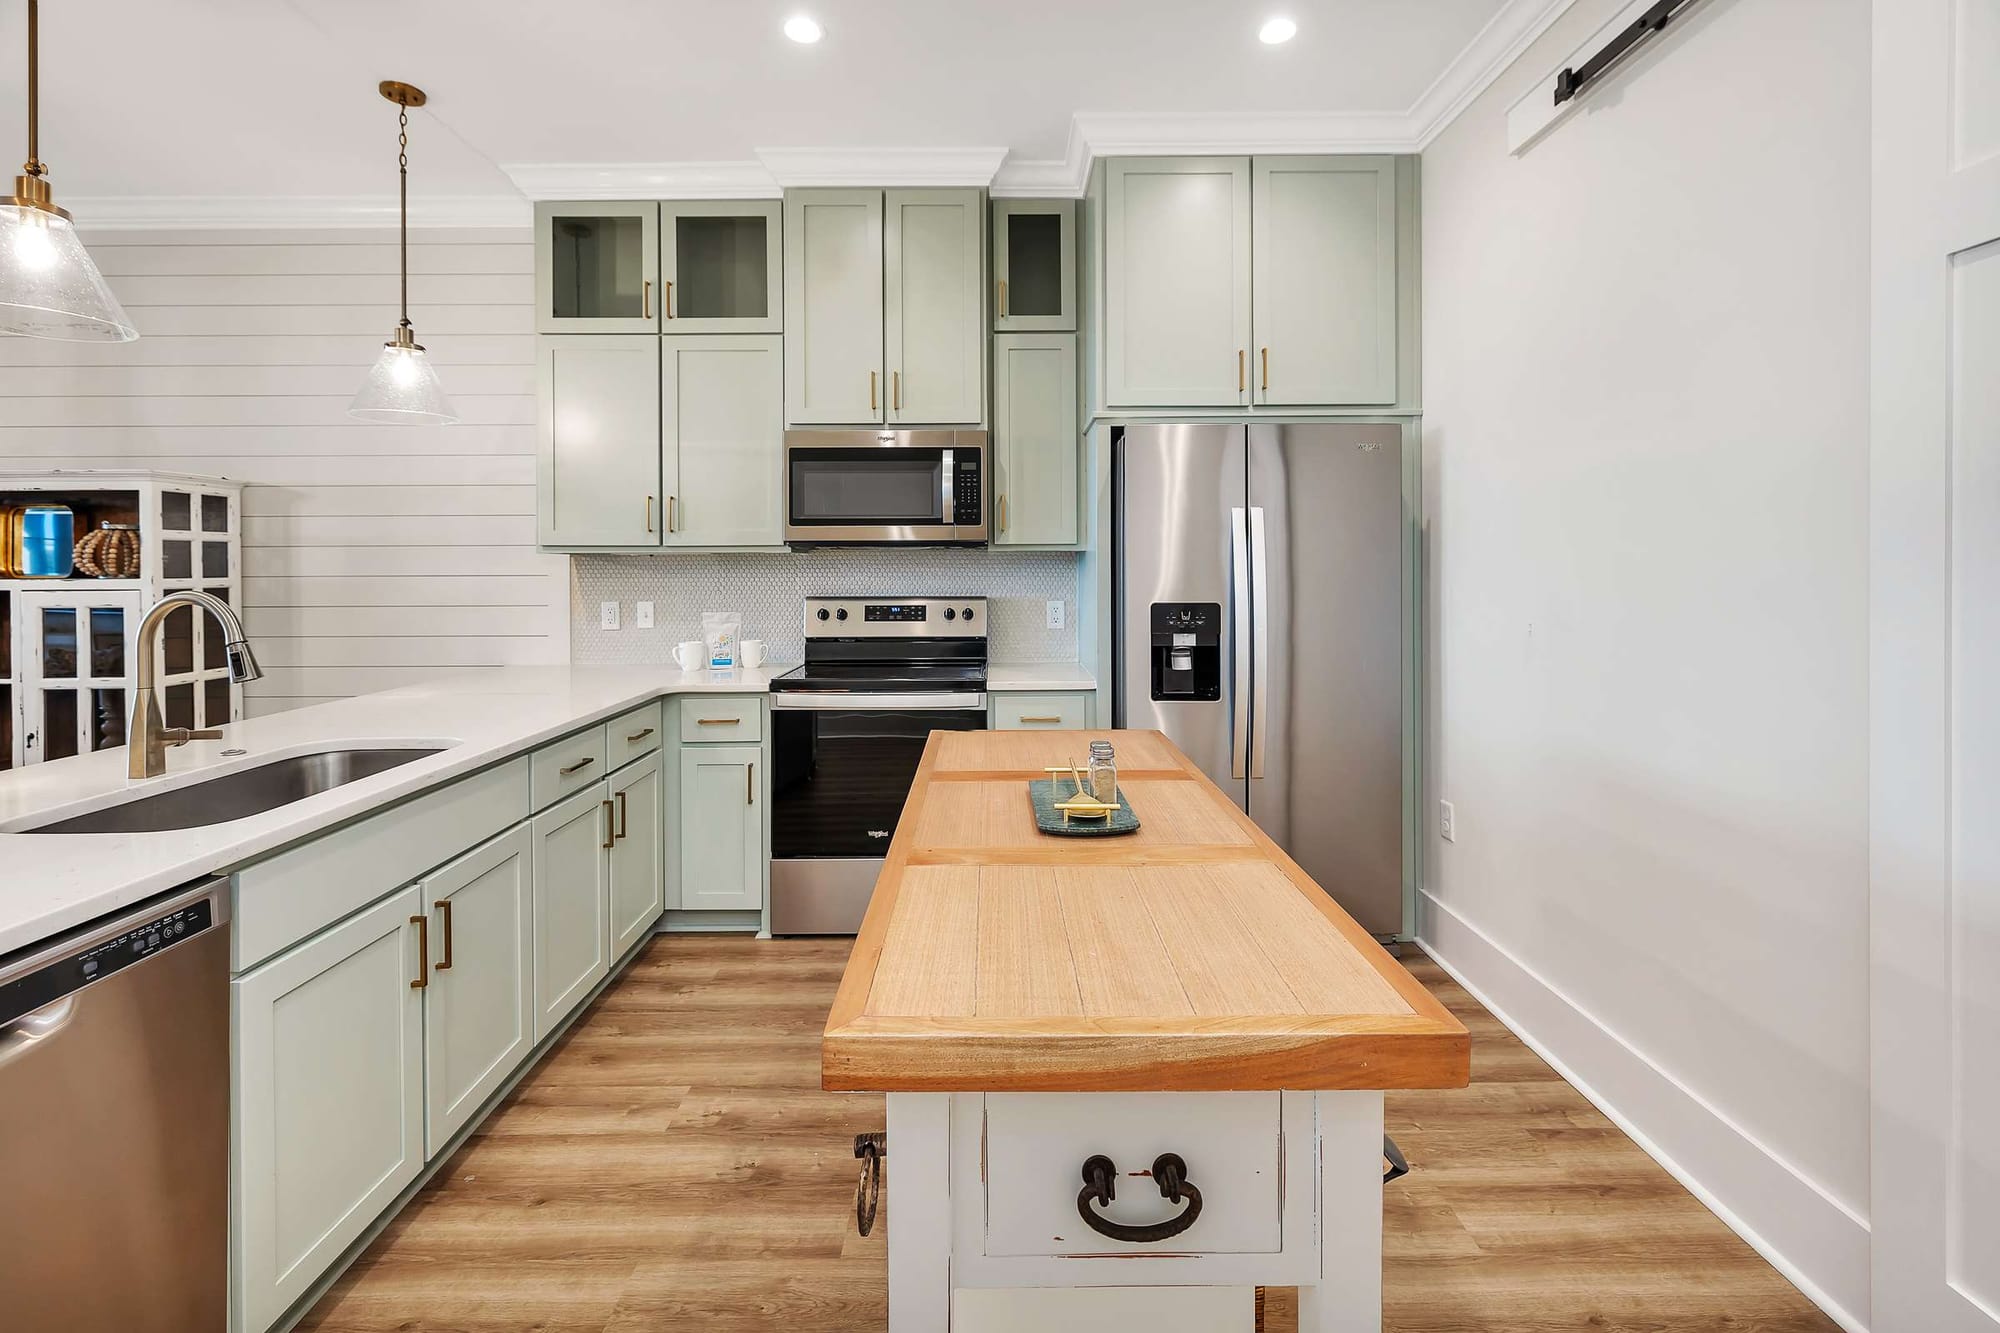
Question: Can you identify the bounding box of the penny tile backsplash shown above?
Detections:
[570,551,1082,665]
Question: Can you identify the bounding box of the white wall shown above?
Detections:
[0,227,567,714]
[1419,0,1870,1326]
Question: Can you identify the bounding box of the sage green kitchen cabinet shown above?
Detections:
[419,826,533,1157]
[1103,157,1252,407]
[529,782,612,1041]
[537,335,663,548]
[607,750,666,958]
[993,200,1075,332]
[784,189,885,424]
[535,201,660,334]
[677,743,764,910]
[661,334,785,546]
[1251,156,1398,406]
[993,333,1078,546]
[885,188,985,425]
[232,886,425,1333]
[661,200,782,334]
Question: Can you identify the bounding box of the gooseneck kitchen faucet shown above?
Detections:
[129,590,263,779]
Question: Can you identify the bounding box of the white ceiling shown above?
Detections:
[0,0,1534,216]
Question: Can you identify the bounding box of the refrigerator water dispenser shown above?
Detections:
[1150,603,1221,701]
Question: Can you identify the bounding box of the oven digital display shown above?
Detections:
[865,605,928,623]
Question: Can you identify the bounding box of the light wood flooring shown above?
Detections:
[297,936,1840,1333]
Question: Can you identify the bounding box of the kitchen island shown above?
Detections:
[823,728,1469,1332]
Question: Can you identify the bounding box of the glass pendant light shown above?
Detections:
[0,0,137,342]
[350,81,456,424]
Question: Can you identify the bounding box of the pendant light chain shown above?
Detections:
[397,102,410,333]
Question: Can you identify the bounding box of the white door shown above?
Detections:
[784,189,885,424]
[15,589,140,764]
[886,188,985,425]
[678,744,764,910]
[531,781,612,1041]
[1871,4,2000,1331]
[608,750,666,957]
[536,335,663,548]
[662,334,785,547]
[233,886,425,1333]
[422,825,534,1156]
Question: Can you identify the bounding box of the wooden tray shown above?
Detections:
[1026,778,1141,836]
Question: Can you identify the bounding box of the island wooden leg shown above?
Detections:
[1298,1090,1386,1333]
[886,1092,951,1333]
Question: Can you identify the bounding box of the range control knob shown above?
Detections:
[835,608,848,621]
[816,608,830,621]
[962,606,977,621]
[943,608,956,621]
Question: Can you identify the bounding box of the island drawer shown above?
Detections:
[607,701,663,768]
[531,724,608,810]
[680,696,761,743]
[980,1092,1284,1258]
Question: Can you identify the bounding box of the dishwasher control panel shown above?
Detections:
[0,897,215,1025]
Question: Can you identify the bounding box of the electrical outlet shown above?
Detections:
[635,601,655,629]
[1046,600,1065,630]
[599,600,620,631]
[1439,800,1456,842]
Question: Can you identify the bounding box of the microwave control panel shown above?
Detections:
[953,454,983,525]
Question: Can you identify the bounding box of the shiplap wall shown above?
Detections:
[0,226,567,715]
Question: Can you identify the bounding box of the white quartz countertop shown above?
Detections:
[986,663,1097,691]
[0,665,790,957]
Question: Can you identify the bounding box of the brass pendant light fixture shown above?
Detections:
[1,0,137,341]
[349,80,456,424]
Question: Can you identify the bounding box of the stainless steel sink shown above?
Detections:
[27,748,447,834]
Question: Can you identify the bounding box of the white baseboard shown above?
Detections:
[1416,890,1870,1332]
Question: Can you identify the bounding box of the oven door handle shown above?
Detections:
[770,691,988,711]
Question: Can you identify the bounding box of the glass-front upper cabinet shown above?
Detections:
[661,201,783,334]
[992,200,1075,332]
[535,202,661,333]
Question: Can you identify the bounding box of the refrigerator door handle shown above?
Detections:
[1249,506,1269,778]
[1231,506,1251,779]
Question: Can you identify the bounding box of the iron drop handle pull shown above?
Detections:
[854,1132,887,1237]
[1076,1152,1203,1244]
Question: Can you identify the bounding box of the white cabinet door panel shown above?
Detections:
[993,333,1078,546]
[1252,156,1397,406]
[531,781,612,1041]
[887,188,985,425]
[422,826,534,1156]
[537,335,662,547]
[609,750,666,957]
[677,744,763,911]
[784,189,885,424]
[663,334,785,546]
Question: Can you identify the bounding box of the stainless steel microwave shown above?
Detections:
[782,429,988,546]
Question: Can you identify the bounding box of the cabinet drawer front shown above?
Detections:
[992,691,1091,730]
[233,758,529,972]
[531,724,609,809]
[983,1092,1283,1257]
[680,695,762,742]
[608,702,664,768]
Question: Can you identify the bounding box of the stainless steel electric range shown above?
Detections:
[768,597,988,935]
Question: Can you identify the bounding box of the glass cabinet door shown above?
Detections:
[993,200,1075,333]
[18,590,140,764]
[662,201,783,334]
[535,201,661,333]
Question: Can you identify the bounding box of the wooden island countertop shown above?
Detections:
[821,729,1470,1093]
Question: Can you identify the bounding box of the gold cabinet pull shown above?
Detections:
[998,494,1007,533]
[625,727,656,743]
[697,716,740,726]
[1018,715,1062,724]
[1261,347,1269,392]
[998,278,1007,317]
[434,899,454,971]
[668,495,677,533]
[1238,349,1245,393]
[892,369,901,412]
[410,914,429,990]
[559,756,595,776]
[602,798,616,850]
[616,789,629,840]
[645,495,654,533]
[663,278,674,319]
[643,279,652,320]
[747,761,755,805]
[869,370,878,412]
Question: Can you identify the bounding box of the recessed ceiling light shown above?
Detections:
[1258,16,1297,44]
[784,15,824,43]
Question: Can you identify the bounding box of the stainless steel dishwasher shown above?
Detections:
[0,877,230,1331]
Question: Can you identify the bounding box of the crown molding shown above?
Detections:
[754,146,1010,188]
[501,161,781,200]
[1409,0,1584,148]
[1070,110,1422,157]
[60,193,531,230]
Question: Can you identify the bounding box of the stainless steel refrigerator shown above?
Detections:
[1114,423,1407,937]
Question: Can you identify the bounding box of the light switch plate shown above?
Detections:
[599,600,620,631]
[1046,600,1065,629]
[635,601,655,629]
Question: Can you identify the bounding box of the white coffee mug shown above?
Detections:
[673,640,704,671]
[739,639,766,668]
